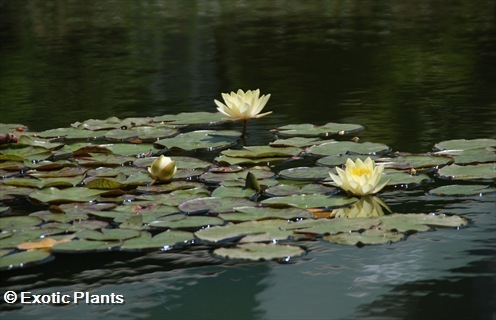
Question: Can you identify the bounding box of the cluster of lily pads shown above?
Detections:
[0,111,494,269]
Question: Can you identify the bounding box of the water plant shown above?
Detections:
[214,89,272,138]
[148,155,177,184]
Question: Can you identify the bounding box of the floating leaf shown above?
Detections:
[435,147,495,165]
[434,138,496,151]
[211,186,257,198]
[219,206,312,222]
[270,137,326,148]
[38,127,102,139]
[29,187,107,204]
[273,122,364,137]
[0,250,53,270]
[120,230,194,251]
[383,170,432,187]
[220,146,301,158]
[213,243,305,261]
[437,163,495,181]
[316,154,379,167]
[104,126,178,141]
[153,111,229,127]
[283,218,381,235]
[17,237,71,251]
[307,141,390,157]
[76,228,141,241]
[155,130,240,151]
[0,216,43,230]
[377,154,453,170]
[149,215,224,229]
[429,184,496,196]
[178,197,256,214]
[278,166,331,181]
[195,220,293,243]
[378,213,468,232]
[262,194,357,209]
[52,240,118,253]
[200,167,274,184]
[2,176,83,189]
[324,229,405,245]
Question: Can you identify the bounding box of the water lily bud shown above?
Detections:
[148,155,177,182]
[329,157,390,196]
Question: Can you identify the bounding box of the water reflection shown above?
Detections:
[333,196,390,218]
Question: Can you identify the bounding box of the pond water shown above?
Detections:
[1,1,495,319]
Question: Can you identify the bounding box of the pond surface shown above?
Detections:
[1,1,495,319]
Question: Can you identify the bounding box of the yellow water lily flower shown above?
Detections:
[329,157,389,196]
[148,155,177,182]
[214,89,272,120]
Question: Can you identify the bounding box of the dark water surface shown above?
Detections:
[1,1,495,319]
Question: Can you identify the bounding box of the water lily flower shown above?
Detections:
[214,89,272,138]
[329,157,389,196]
[148,155,177,183]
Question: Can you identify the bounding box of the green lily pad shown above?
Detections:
[0,145,51,161]
[316,154,379,167]
[200,167,274,184]
[211,186,257,198]
[16,135,65,150]
[429,184,496,196]
[29,187,108,204]
[435,147,495,165]
[383,170,432,187]
[52,240,119,253]
[262,194,357,209]
[76,228,141,241]
[273,122,364,137]
[0,250,53,270]
[434,138,496,151]
[0,216,43,230]
[324,229,405,246]
[220,146,301,159]
[278,166,331,181]
[149,215,224,229]
[378,213,468,232]
[307,141,390,157]
[38,127,103,139]
[377,154,453,170]
[120,230,195,251]
[29,210,88,223]
[0,230,47,249]
[2,176,83,189]
[155,130,240,152]
[219,206,312,222]
[214,155,289,166]
[195,219,293,243]
[437,163,496,181]
[213,243,305,261]
[270,137,326,148]
[153,111,229,127]
[104,126,178,141]
[283,218,381,235]
[178,197,256,214]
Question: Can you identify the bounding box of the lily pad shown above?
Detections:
[283,218,381,235]
[219,206,312,222]
[52,240,119,253]
[324,229,405,246]
[155,130,240,151]
[153,111,229,127]
[378,213,468,232]
[429,184,496,196]
[307,141,390,157]
[435,147,495,165]
[262,194,357,209]
[211,186,257,198]
[316,154,379,167]
[273,122,364,137]
[0,216,43,230]
[29,187,108,204]
[0,250,54,270]
[200,167,274,184]
[178,197,256,214]
[195,219,293,243]
[270,137,326,148]
[220,146,301,158]
[376,154,453,170]
[213,243,305,261]
[278,166,331,181]
[76,228,141,241]
[434,138,496,151]
[104,126,178,141]
[383,170,432,187]
[149,215,224,229]
[437,163,495,181]
[120,230,195,251]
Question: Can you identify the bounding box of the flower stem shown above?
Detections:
[241,119,248,139]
